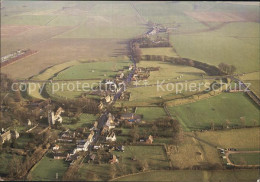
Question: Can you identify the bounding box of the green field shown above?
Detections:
[136,107,167,122]
[112,145,169,170]
[78,145,169,181]
[229,153,260,165]
[136,60,205,85]
[2,15,57,26]
[171,22,259,73]
[141,48,178,57]
[128,79,212,106]
[196,128,260,150]
[45,80,102,99]
[54,60,130,80]
[62,113,98,130]
[113,169,259,182]
[30,153,69,181]
[239,72,260,98]
[168,92,260,131]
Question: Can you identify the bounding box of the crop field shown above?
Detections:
[113,169,259,182]
[137,60,205,85]
[30,152,69,181]
[171,22,259,73]
[62,113,98,130]
[196,128,260,150]
[168,93,259,131]
[136,107,167,122]
[229,153,260,165]
[141,48,178,57]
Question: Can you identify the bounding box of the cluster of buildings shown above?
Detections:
[132,66,160,81]
[1,49,37,67]
[146,25,168,36]
[0,128,19,144]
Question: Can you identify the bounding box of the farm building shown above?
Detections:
[120,113,142,122]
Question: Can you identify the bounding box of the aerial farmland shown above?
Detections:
[0,1,259,182]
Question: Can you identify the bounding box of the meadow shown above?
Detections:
[195,128,260,150]
[62,113,98,130]
[229,153,260,165]
[171,22,259,73]
[78,145,169,181]
[168,92,259,131]
[112,169,259,181]
[141,48,178,57]
[54,60,130,80]
[136,60,205,85]
[135,107,167,122]
[127,79,212,107]
[30,152,69,181]
[239,71,260,98]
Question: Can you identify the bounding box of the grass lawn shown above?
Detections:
[136,107,167,122]
[229,153,260,165]
[112,169,259,181]
[62,113,98,130]
[30,152,69,181]
[141,48,178,57]
[168,92,260,131]
[195,128,260,150]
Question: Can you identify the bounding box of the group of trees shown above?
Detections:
[61,98,99,115]
[129,40,142,63]
[218,62,236,75]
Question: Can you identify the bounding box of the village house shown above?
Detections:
[58,129,75,143]
[106,131,116,142]
[0,129,11,143]
[146,135,153,144]
[0,128,19,143]
[109,155,119,164]
[75,131,94,152]
[27,119,32,126]
[48,107,65,125]
[52,144,60,151]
